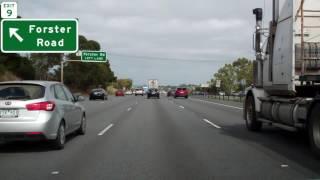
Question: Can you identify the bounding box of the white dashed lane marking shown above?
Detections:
[203,119,221,129]
[98,124,114,136]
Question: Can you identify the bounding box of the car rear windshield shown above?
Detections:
[0,84,45,100]
[177,88,187,91]
[92,89,104,92]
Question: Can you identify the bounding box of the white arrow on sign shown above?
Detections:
[9,28,23,42]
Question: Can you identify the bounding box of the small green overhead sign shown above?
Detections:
[81,51,107,62]
[1,19,78,53]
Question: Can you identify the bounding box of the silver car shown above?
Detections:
[0,81,86,149]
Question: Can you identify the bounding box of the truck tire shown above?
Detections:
[245,95,262,131]
[309,103,320,157]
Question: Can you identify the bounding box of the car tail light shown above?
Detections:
[26,101,55,111]
[25,132,42,135]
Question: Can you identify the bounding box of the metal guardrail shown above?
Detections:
[192,94,245,103]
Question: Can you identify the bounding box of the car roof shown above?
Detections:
[0,80,60,87]
[92,88,104,91]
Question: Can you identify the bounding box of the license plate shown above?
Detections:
[0,109,19,118]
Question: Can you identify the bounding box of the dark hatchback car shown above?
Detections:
[89,88,108,100]
[147,89,160,99]
[174,88,189,99]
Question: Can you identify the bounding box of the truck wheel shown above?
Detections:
[245,95,262,131]
[309,104,320,157]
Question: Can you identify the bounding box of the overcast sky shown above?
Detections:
[15,0,271,85]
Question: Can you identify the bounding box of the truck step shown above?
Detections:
[258,118,298,132]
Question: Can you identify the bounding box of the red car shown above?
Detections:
[174,88,188,99]
[115,90,125,96]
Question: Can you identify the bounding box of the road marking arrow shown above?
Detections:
[9,28,23,42]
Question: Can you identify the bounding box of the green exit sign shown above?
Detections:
[81,51,107,62]
[1,19,78,53]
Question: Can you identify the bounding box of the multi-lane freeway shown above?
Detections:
[0,95,320,180]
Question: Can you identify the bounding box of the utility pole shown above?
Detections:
[60,59,82,84]
[60,60,64,84]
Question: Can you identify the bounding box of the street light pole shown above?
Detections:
[61,60,64,84]
[60,59,82,84]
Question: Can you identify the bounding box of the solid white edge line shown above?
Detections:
[98,124,114,136]
[203,119,221,129]
[190,98,243,110]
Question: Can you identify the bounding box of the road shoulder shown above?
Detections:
[190,96,243,109]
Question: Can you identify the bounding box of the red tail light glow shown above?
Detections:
[26,101,55,111]
[25,132,43,135]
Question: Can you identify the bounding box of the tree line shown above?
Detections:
[208,57,253,95]
[0,35,118,92]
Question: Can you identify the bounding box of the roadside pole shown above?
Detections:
[61,60,64,84]
[60,51,107,83]
[60,60,82,84]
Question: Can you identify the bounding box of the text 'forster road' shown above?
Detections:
[1,19,78,53]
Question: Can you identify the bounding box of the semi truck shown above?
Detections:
[244,0,320,157]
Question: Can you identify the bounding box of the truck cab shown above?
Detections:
[245,0,320,157]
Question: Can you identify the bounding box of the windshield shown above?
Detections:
[0,84,45,100]
[92,89,104,93]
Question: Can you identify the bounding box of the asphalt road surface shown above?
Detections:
[0,95,320,180]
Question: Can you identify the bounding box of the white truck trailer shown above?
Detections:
[244,0,320,157]
[148,79,159,89]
